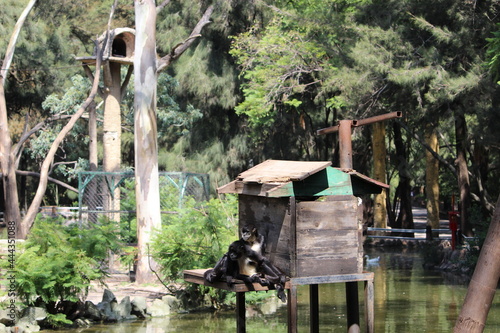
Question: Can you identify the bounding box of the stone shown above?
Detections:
[19,307,47,325]
[0,309,15,326]
[162,295,182,313]
[83,301,102,321]
[131,296,147,319]
[101,289,117,303]
[0,323,6,333]
[148,298,171,318]
[111,296,132,320]
[12,317,40,332]
[73,318,91,328]
[96,301,118,323]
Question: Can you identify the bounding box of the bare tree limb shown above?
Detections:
[157,5,214,72]
[14,170,78,193]
[397,119,457,175]
[1,0,38,230]
[13,113,74,159]
[19,0,116,236]
[156,0,171,14]
[0,0,37,85]
[83,64,105,98]
[121,65,134,100]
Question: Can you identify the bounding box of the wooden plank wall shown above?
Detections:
[238,194,363,278]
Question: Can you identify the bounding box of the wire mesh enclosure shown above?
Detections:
[78,171,210,226]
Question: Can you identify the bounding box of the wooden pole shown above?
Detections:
[236,292,246,333]
[310,284,319,333]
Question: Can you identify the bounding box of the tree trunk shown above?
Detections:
[425,124,440,230]
[455,110,473,236]
[0,84,21,235]
[88,101,98,223]
[454,195,500,332]
[372,122,387,228]
[0,0,38,238]
[19,45,103,238]
[392,122,414,231]
[134,0,162,284]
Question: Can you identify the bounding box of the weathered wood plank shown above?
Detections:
[237,160,332,183]
[183,269,291,292]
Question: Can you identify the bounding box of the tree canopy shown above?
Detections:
[1,0,500,230]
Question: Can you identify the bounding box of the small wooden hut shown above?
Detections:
[217,159,388,278]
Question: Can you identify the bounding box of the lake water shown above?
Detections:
[44,248,500,332]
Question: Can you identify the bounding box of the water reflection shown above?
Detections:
[43,249,500,332]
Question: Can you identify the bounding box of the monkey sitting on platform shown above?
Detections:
[204,226,287,302]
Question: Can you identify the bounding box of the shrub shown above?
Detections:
[151,194,238,307]
[13,216,122,305]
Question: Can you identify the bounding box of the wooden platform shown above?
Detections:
[183,269,291,292]
[183,269,374,333]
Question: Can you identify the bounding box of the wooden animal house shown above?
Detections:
[218,159,388,278]
[76,28,135,65]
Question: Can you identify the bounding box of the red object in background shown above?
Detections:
[448,211,459,250]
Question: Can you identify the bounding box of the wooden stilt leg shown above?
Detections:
[364,279,374,333]
[310,284,319,333]
[288,285,298,333]
[346,281,360,333]
[236,292,246,333]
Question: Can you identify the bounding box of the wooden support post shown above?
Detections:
[346,281,360,333]
[236,292,246,333]
[310,284,319,333]
[364,279,374,333]
[288,286,298,333]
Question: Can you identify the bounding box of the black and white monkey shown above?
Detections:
[204,225,287,302]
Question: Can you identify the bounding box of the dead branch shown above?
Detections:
[157,5,214,72]
[14,170,78,193]
[156,0,171,14]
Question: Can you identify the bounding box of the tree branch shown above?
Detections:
[397,119,457,175]
[156,0,171,14]
[14,170,78,193]
[157,5,214,72]
[20,34,107,236]
[0,0,37,85]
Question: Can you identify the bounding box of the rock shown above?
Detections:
[83,301,102,321]
[0,309,16,326]
[131,296,147,319]
[73,318,91,328]
[162,295,182,313]
[101,289,117,303]
[148,298,171,317]
[148,295,182,317]
[19,307,47,325]
[111,297,133,320]
[96,301,118,323]
[12,317,40,332]
[0,323,6,333]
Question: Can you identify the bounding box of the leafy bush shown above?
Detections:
[151,194,238,307]
[152,194,238,279]
[14,216,122,305]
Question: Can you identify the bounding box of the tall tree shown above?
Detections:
[0,0,37,236]
[454,195,500,332]
[133,0,213,283]
[372,121,388,228]
[425,123,440,230]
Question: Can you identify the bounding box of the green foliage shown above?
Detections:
[152,194,238,279]
[13,216,122,305]
[45,313,73,328]
[486,23,500,82]
[151,193,238,307]
[230,20,336,129]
